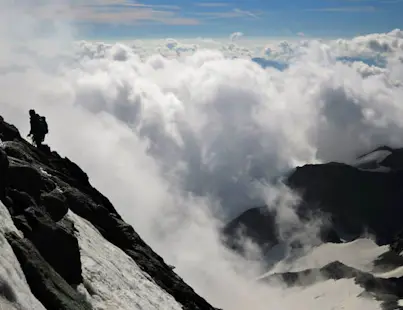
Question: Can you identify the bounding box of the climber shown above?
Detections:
[27,109,48,147]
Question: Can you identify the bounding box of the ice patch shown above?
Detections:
[68,211,183,310]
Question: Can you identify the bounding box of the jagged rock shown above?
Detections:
[226,154,403,252]
[7,163,44,202]
[263,261,360,287]
[0,147,9,199]
[3,141,41,164]
[0,116,217,310]
[374,251,403,272]
[48,156,89,187]
[13,207,83,286]
[5,232,91,310]
[5,188,37,215]
[223,207,278,253]
[390,230,403,255]
[63,188,215,310]
[223,205,341,256]
[287,162,403,244]
[263,260,403,304]
[41,189,68,222]
[0,116,20,142]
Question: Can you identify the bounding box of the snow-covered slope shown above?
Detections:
[0,201,45,310]
[268,238,389,275]
[267,278,382,310]
[256,238,403,310]
[69,211,183,310]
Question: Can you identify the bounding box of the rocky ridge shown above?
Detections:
[0,115,217,310]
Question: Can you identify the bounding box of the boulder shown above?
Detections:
[0,116,21,142]
[7,163,44,201]
[3,141,39,164]
[41,190,68,222]
[13,207,83,286]
[5,232,91,310]
[5,188,37,215]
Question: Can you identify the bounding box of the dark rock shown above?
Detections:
[0,115,217,310]
[0,274,17,303]
[5,188,37,215]
[3,141,39,164]
[7,163,44,201]
[374,251,403,272]
[62,188,215,310]
[379,148,403,171]
[391,230,403,255]
[263,261,360,287]
[48,157,89,187]
[0,116,21,142]
[0,147,9,199]
[264,260,403,303]
[14,207,83,286]
[287,163,403,244]
[223,206,341,256]
[41,189,68,221]
[223,207,278,254]
[5,232,91,310]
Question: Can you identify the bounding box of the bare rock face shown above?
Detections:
[0,115,217,310]
[5,232,91,310]
[225,147,403,257]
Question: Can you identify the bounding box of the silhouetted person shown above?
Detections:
[27,109,48,147]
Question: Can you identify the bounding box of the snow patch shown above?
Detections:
[68,211,183,310]
[266,239,389,276]
[270,279,381,310]
[375,265,403,279]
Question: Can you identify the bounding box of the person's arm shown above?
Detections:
[27,120,33,137]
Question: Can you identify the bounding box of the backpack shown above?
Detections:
[40,117,48,134]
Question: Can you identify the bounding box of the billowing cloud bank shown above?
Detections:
[1,3,403,309]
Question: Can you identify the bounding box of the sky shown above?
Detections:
[25,0,403,39]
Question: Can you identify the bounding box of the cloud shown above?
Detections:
[229,32,244,42]
[12,0,199,26]
[195,8,261,19]
[195,2,229,7]
[306,6,376,12]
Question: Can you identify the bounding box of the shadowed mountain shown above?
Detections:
[224,146,403,255]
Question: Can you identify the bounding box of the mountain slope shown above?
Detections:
[225,147,403,252]
[0,115,217,310]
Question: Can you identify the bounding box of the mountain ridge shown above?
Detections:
[0,115,217,310]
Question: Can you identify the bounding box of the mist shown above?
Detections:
[1,2,403,309]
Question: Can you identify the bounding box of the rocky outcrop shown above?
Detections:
[223,207,278,254]
[287,162,403,244]
[0,115,217,310]
[5,232,91,310]
[262,261,403,310]
[224,147,403,254]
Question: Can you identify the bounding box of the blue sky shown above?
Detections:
[48,0,403,38]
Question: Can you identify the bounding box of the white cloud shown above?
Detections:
[1,3,403,309]
[229,31,244,42]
